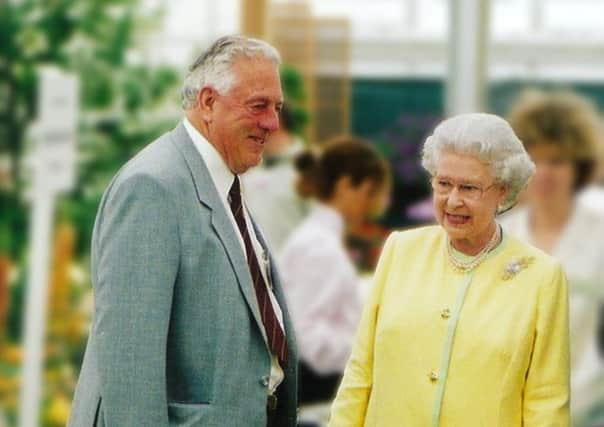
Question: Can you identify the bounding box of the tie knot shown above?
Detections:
[228,175,241,206]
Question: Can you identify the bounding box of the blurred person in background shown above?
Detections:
[578,125,604,214]
[503,89,604,425]
[243,103,309,252]
[330,114,570,426]
[278,137,390,412]
[68,35,298,427]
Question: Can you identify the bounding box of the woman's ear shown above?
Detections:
[333,175,353,197]
[495,184,510,213]
[498,183,509,203]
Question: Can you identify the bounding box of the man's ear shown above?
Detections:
[198,87,217,123]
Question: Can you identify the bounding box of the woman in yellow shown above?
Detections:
[329,113,570,426]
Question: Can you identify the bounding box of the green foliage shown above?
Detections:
[0,1,181,425]
[280,63,306,102]
[280,63,310,136]
[6,265,25,343]
[0,0,180,261]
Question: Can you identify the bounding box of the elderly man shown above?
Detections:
[68,35,298,427]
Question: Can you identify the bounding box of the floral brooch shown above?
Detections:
[502,256,535,280]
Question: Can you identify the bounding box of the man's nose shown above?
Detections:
[259,108,280,132]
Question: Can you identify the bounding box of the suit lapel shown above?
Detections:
[169,123,266,341]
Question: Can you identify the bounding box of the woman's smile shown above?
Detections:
[445,212,471,226]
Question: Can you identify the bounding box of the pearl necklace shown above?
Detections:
[447,225,502,273]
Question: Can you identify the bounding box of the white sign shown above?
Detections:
[19,66,79,427]
[38,67,78,127]
[35,66,79,192]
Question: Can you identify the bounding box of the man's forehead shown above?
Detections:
[230,82,283,102]
[232,56,279,77]
[230,60,282,100]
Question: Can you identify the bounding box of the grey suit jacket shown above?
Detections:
[68,123,298,426]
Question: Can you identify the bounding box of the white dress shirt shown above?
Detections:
[279,203,362,374]
[183,118,284,393]
[579,184,604,214]
[501,202,604,419]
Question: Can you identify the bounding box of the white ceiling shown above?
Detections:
[139,0,604,80]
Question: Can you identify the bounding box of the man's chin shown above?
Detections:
[238,155,264,174]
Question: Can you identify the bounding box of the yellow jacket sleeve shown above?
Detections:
[523,263,571,426]
[329,233,397,427]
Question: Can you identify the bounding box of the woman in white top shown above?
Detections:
[502,89,604,425]
[279,137,390,405]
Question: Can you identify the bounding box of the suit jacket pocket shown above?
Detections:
[168,402,211,426]
[92,396,102,427]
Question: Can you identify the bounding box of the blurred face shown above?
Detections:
[264,127,292,157]
[369,179,391,219]
[335,177,386,228]
[526,143,575,207]
[433,152,508,250]
[200,57,283,174]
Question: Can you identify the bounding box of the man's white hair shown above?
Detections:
[181,35,281,110]
[421,113,536,213]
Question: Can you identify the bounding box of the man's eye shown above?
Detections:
[439,180,452,187]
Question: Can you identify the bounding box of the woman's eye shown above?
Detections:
[461,185,479,193]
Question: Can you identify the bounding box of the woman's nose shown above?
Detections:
[446,188,465,208]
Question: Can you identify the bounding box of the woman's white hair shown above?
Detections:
[181,35,281,109]
[421,113,536,213]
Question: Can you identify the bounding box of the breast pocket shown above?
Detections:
[168,402,212,426]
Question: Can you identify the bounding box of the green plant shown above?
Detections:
[280,63,309,136]
[0,1,180,425]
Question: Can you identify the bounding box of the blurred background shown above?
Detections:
[1,0,604,426]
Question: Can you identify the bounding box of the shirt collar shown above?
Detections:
[183,117,236,200]
[310,203,346,238]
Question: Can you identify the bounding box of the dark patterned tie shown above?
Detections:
[228,176,288,365]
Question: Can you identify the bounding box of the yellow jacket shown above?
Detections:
[329,226,570,427]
